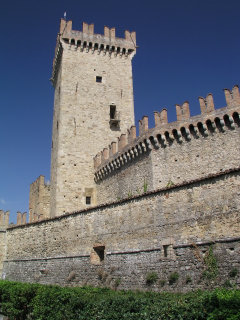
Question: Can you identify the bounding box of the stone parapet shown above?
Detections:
[59,19,136,53]
[51,19,136,86]
[94,85,240,182]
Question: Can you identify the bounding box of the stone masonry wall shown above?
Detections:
[3,169,240,291]
[96,152,153,203]
[0,211,9,277]
[29,175,50,222]
[50,20,136,217]
[96,101,240,203]
[0,230,6,277]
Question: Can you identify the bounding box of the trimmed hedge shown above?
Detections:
[0,280,240,320]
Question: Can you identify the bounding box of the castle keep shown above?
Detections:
[50,19,136,217]
[0,19,240,291]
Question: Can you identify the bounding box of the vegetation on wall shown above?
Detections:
[1,281,240,320]
[202,246,218,281]
[146,271,158,285]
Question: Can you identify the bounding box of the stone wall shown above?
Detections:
[96,152,153,203]
[0,230,6,277]
[0,211,9,277]
[29,175,50,222]
[3,169,240,291]
[95,100,240,203]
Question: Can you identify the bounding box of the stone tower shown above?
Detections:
[50,19,136,217]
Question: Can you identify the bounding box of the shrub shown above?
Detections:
[186,276,192,284]
[229,268,238,278]
[169,272,179,285]
[159,279,166,287]
[223,280,233,288]
[146,272,158,285]
[114,278,121,288]
[202,246,218,280]
[1,280,240,320]
[143,179,148,193]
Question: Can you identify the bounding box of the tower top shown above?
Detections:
[51,19,137,86]
[59,19,136,50]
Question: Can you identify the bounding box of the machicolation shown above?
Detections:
[94,85,240,181]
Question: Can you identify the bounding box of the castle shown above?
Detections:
[0,19,239,291]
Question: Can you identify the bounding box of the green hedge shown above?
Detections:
[0,280,240,320]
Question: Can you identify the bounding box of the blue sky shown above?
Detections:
[1,0,240,223]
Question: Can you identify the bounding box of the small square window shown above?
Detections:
[96,76,102,83]
[86,196,91,205]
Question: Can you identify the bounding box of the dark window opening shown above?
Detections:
[96,76,102,83]
[86,196,91,205]
[109,105,120,129]
[110,105,116,120]
[94,246,105,262]
[163,245,169,257]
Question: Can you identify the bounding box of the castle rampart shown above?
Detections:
[3,167,240,290]
[94,86,240,203]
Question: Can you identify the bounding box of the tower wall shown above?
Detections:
[0,211,9,276]
[50,20,136,217]
[29,175,50,222]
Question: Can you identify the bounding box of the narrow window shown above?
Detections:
[86,196,91,205]
[110,105,116,120]
[96,76,102,83]
[163,245,169,257]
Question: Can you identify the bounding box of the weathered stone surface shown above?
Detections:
[0,211,8,276]
[3,170,240,290]
[29,175,50,221]
[96,108,240,202]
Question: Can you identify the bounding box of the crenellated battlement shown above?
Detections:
[51,19,136,86]
[59,19,136,53]
[29,175,50,222]
[0,210,29,228]
[94,85,240,181]
[16,211,27,226]
[0,210,9,229]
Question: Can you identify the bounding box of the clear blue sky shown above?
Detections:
[1,0,239,223]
